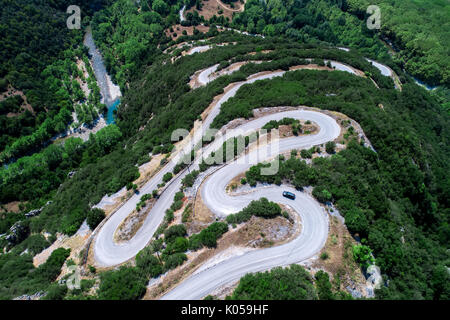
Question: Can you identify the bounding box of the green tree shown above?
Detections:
[231,264,317,300]
[163,253,187,271]
[152,0,168,15]
[163,172,173,183]
[430,265,450,300]
[325,141,336,154]
[312,186,332,203]
[352,245,375,268]
[315,270,334,300]
[87,208,106,230]
[136,247,163,278]
[98,267,147,300]
[165,237,189,254]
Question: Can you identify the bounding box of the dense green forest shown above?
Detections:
[0,0,448,300]
[233,0,387,57]
[0,0,113,163]
[230,0,449,87]
[0,247,70,299]
[91,0,184,87]
[345,0,449,87]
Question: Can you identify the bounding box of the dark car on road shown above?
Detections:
[282,191,296,200]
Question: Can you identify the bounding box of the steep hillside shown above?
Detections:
[0,0,448,301]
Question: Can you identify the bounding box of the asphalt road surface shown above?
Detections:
[93,71,288,267]
[92,66,341,300]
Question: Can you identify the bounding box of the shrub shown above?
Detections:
[66,259,75,267]
[230,264,317,300]
[12,234,50,256]
[188,234,202,250]
[136,247,163,278]
[80,279,95,292]
[325,141,336,154]
[32,248,71,283]
[199,230,218,248]
[315,270,334,300]
[162,172,173,183]
[300,149,312,159]
[171,200,183,211]
[163,253,187,271]
[88,265,96,274]
[140,194,152,202]
[312,186,332,203]
[182,204,192,223]
[352,245,375,268]
[87,208,105,230]
[206,222,229,237]
[320,252,329,260]
[137,154,151,166]
[97,266,147,300]
[164,209,174,223]
[61,208,86,235]
[164,224,186,243]
[189,222,229,249]
[181,170,199,187]
[164,237,189,254]
[174,191,184,202]
[42,284,68,300]
[226,198,281,224]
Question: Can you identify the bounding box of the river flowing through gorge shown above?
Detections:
[83,26,122,124]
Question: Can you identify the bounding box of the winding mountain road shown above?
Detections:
[162,109,339,299]
[93,62,342,299]
[93,70,287,267]
[162,187,329,300]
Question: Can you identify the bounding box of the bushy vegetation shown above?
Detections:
[230,265,353,300]
[162,252,188,271]
[188,222,229,249]
[225,198,281,225]
[10,234,50,256]
[135,247,163,278]
[230,264,317,300]
[42,284,68,300]
[164,224,187,243]
[262,117,301,133]
[86,208,106,230]
[352,244,375,269]
[314,270,352,300]
[0,247,70,300]
[181,170,200,188]
[97,266,147,300]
